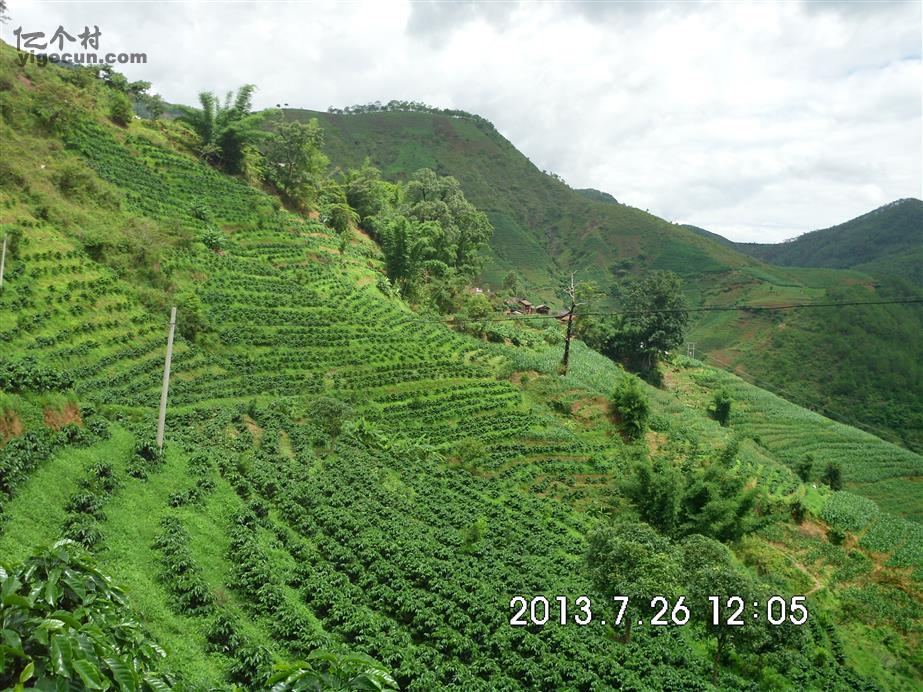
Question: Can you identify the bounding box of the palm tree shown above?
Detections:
[176,84,272,174]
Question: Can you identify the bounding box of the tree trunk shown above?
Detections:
[621,616,632,643]
[561,306,574,373]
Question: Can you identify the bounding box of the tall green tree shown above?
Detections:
[796,454,814,482]
[265,119,329,210]
[144,93,166,120]
[343,159,397,236]
[679,461,758,542]
[598,271,689,372]
[620,457,681,534]
[176,85,274,173]
[586,522,681,643]
[502,270,520,295]
[822,461,843,490]
[688,563,760,683]
[709,388,733,426]
[378,216,444,297]
[620,441,759,542]
[403,168,492,276]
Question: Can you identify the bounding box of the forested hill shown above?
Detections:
[288,107,923,454]
[688,198,923,286]
[0,44,921,690]
[285,107,752,291]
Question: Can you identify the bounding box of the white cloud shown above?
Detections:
[2,0,919,242]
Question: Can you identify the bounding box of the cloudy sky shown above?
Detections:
[3,0,921,242]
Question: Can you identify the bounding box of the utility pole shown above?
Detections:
[560,272,584,375]
[0,234,7,291]
[156,306,177,451]
[687,342,696,359]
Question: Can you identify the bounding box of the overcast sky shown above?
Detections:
[3,0,921,242]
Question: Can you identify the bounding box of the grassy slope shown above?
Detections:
[0,46,921,688]
[295,108,923,453]
[734,199,923,280]
[289,108,749,292]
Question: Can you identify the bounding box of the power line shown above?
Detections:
[395,297,923,326]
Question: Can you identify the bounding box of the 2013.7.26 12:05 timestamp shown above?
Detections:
[509,595,809,627]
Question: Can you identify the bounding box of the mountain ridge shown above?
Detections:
[685,198,923,286]
[285,108,923,452]
[1,42,921,690]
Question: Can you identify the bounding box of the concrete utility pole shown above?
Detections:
[687,342,696,359]
[156,306,177,451]
[0,234,7,290]
[560,272,584,375]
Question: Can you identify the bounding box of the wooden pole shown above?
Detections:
[0,234,7,290]
[561,305,575,374]
[156,306,177,451]
[560,272,582,375]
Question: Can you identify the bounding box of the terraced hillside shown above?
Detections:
[1,46,921,690]
[284,107,923,454]
[287,107,749,291]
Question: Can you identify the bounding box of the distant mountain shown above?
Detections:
[691,199,923,286]
[283,108,751,293]
[276,108,923,452]
[682,224,740,249]
[575,188,619,204]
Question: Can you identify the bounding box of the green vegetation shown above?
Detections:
[581,270,690,376]
[294,106,923,453]
[733,198,923,284]
[609,376,649,439]
[709,389,732,426]
[0,42,920,690]
[264,118,329,211]
[0,539,172,690]
[175,84,273,174]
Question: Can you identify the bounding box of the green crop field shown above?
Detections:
[290,108,923,455]
[0,41,921,691]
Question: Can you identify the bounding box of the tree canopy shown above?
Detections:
[176,85,274,174]
[402,169,493,277]
[264,118,329,210]
[586,522,682,642]
[584,271,690,374]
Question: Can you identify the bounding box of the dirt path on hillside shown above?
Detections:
[793,558,824,596]
[769,541,824,595]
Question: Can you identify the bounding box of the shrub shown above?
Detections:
[176,290,210,342]
[198,225,226,251]
[51,162,101,202]
[610,376,650,439]
[307,396,352,440]
[126,432,165,479]
[325,202,358,235]
[797,454,814,482]
[0,539,170,689]
[455,437,485,470]
[709,388,732,426]
[0,356,73,392]
[190,199,214,223]
[109,92,134,127]
[822,461,843,491]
